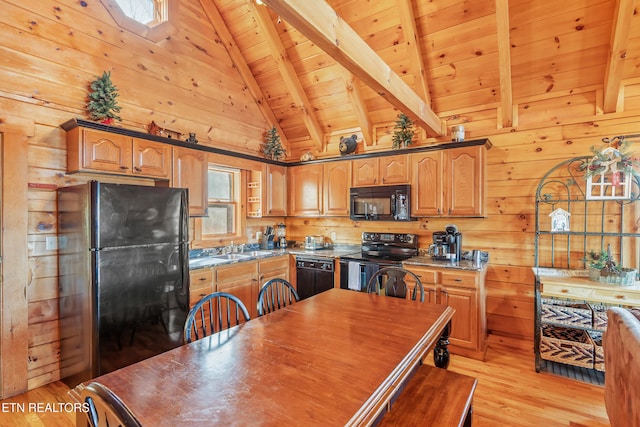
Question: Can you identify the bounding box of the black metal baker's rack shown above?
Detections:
[533,134,640,377]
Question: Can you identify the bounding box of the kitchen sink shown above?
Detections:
[246,250,273,257]
[213,253,253,260]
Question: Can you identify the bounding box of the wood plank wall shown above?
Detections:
[1,0,640,395]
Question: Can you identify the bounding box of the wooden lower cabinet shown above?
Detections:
[258,255,289,289]
[189,268,214,308]
[404,264,487,360]
[188,257,291,322]
[216,261,259,319]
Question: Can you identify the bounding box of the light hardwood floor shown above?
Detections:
[0,335,610,426]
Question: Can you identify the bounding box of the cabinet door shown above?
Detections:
[444,146,485,216]
[216,262,259,319]
[189,268,214,308]
[172,147,208,217]
[76,129,132,174]
[403,266,438,303]
[264,164,287,216]
[132,138,171,179]
[439,286,478,350]
[288,164,323,216]
[323,161,351,216]
[380,155,408,185]
[410,152,443,216]
[258,256,289,288]
[352,158,377,186]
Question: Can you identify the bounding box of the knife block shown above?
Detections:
[261,235,274,250]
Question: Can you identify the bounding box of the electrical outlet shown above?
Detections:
[58,236,68,249]
[45,236,58,251]
[330,232,337,242]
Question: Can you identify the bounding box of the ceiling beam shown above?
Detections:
[398,0,431,106]
[250,2,325,150]
[259,0,443,137]
[198,0,289,149]
[495,0,513,128]
[338,68,374,146]
[603,0,634,113]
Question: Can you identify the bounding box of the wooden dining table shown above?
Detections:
[71,288,455,426]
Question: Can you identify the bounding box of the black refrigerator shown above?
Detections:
[58,181,189,386]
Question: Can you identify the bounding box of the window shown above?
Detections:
[201,166,240,237]
[113,0,158,25]
[99,0,177,42]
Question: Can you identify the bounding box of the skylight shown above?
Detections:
[113,0,157,25]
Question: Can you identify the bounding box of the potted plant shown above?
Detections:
[585,246,637,286]
[87,71,122,124]
[392,113,415,149]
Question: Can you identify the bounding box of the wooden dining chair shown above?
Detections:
[257,278,300,316]
[366,266,425,302]
[80,381,142,427]
[183,292,251,343]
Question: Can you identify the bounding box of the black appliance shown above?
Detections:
[57,181,189,386]
[350,184,411,221]
[339,232,418,291]
[295,256,334,300]
[428,224,462,261]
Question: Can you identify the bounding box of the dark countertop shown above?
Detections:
[189,245,361,270]
[402,256,488,272]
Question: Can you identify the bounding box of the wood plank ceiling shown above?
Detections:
[202,0,640,159]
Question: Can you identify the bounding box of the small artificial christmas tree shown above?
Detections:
[263,126,286,161]
[87,71,122,124]
[392,112,415,149]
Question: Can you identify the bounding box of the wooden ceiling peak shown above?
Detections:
[259,0,443,137]
[250,1,325,150]
[199,0,289,150]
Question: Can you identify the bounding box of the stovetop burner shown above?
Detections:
[341,232,418,264]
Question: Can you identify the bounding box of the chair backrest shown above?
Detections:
[366,267,425,302]
[81,381,141,427]
[183,292,250,343]
[257,278,300,316]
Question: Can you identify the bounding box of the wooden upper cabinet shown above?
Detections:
[351,158,377,186]
[132,138,171,179]
[323,161,351,216]
[67,128,172,179]
[411,146,485,217]
[288,164,323,216]
[264,164,287,216]
[410,151,443,216]
[443,146,485,217]
[172,147,208,217]
[352,155,408,186]
[379,155,408,185]
[68,128,132,174]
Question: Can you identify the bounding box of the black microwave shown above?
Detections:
[350,184,412,221]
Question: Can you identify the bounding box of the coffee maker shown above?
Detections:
[428,224,462,261]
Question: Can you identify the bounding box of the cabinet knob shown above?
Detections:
[134,167,141,172]
[120,166,129,170]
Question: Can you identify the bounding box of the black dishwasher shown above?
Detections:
[295,257,334,300]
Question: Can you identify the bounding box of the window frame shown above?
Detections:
[99,0,178,43]
[198,164,245,244]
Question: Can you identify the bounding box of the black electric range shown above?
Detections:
[339,232,418,292]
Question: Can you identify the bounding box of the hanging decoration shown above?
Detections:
[87,71,122,124]
[549,208,571,232]
[581,139,638,200]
